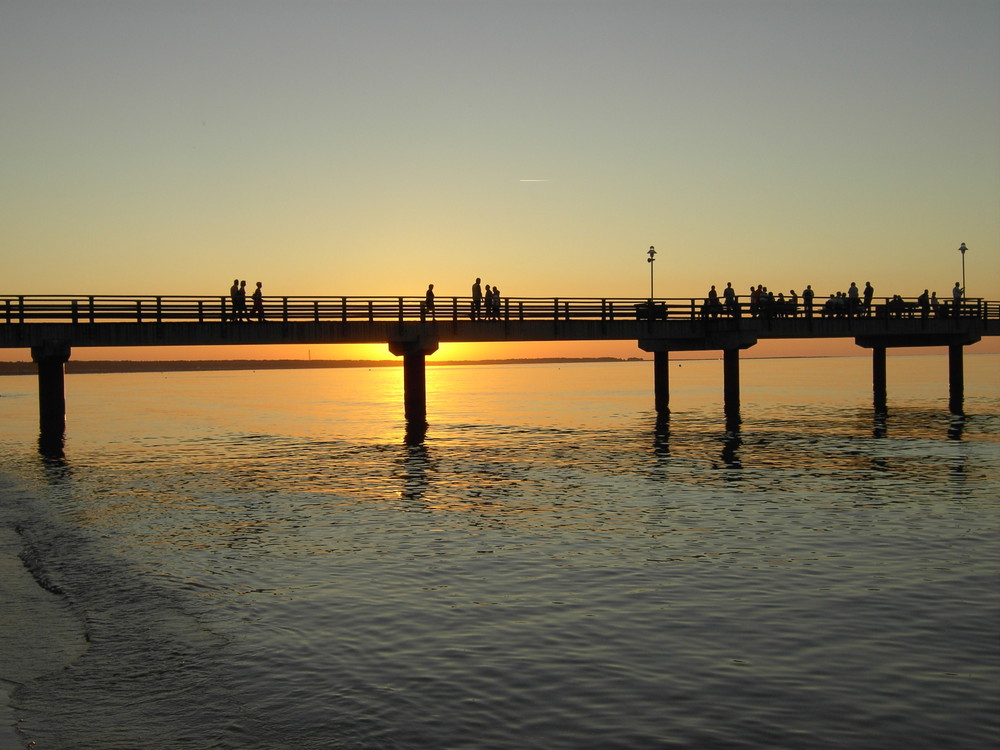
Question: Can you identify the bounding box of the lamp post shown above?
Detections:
[646,245,656,300]
[958,242,967,298]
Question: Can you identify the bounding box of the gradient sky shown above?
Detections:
[2,0,998,361]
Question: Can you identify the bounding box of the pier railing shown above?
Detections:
[0,295,996,325]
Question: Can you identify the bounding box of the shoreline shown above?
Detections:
[0,357,644,376]
[0,524,89,749]
[1,351,981,377]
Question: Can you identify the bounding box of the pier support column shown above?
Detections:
[872,346,887,415]
[723,348,740,423]
[653,350,670,415]
[31,342,71,438]
[402,351,428,423]
[388,338,439,425]
[948,344,964,415]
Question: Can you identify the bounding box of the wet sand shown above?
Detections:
[0,526,88,749]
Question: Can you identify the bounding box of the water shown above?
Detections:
[1,355,998,749]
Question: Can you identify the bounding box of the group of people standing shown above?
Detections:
[424,278,503,321]
[820,281,876,318]
[228,279,265,322]
[471,278,503,320]
[750,281,875,319]
[702,280,965,320]
[701,282,822,319]
[912,282,966,318]
[701,281,872,318]
[226,277,966,325]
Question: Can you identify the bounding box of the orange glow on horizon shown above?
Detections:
[0,337,996,364]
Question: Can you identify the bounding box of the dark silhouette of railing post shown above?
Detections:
[31,341,71,440]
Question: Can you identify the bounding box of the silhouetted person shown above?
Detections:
[706,285,720,317]
[491,285,501,319]
[848,282,860,316]
[229,278,240,322]
[863,282,874,316]
[471,278,482,320]
[952,281,963,317]
[251,282,265,322]
[236,280,249,322]
[789,289,798,318]
[802,284,814,318]
[887,294,905,317]
[723,282,737,316]
[424,283,436,320]
[837,291,849,317]
[918,289,930,318]
[484,285,494,320]
[823,294,837,317]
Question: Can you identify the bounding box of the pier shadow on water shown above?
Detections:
[401,439,432,504]
[400,419,434,504]
[37,431,65,462]
[871,409,966,441]
[404,419,428,447]
[719,425,743,468]
[651,412,744,469]
[37,432,73,483]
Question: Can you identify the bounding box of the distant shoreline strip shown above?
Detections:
[0,357,645,376]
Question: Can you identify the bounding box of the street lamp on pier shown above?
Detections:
[958,242,967,298]
[647,245,656,300]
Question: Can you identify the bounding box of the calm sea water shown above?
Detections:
[1,355,998,749]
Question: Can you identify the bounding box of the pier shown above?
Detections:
[2,294,997,438]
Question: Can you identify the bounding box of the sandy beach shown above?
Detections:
[0,526,88,749]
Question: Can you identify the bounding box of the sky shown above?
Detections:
[2,0,998,361]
